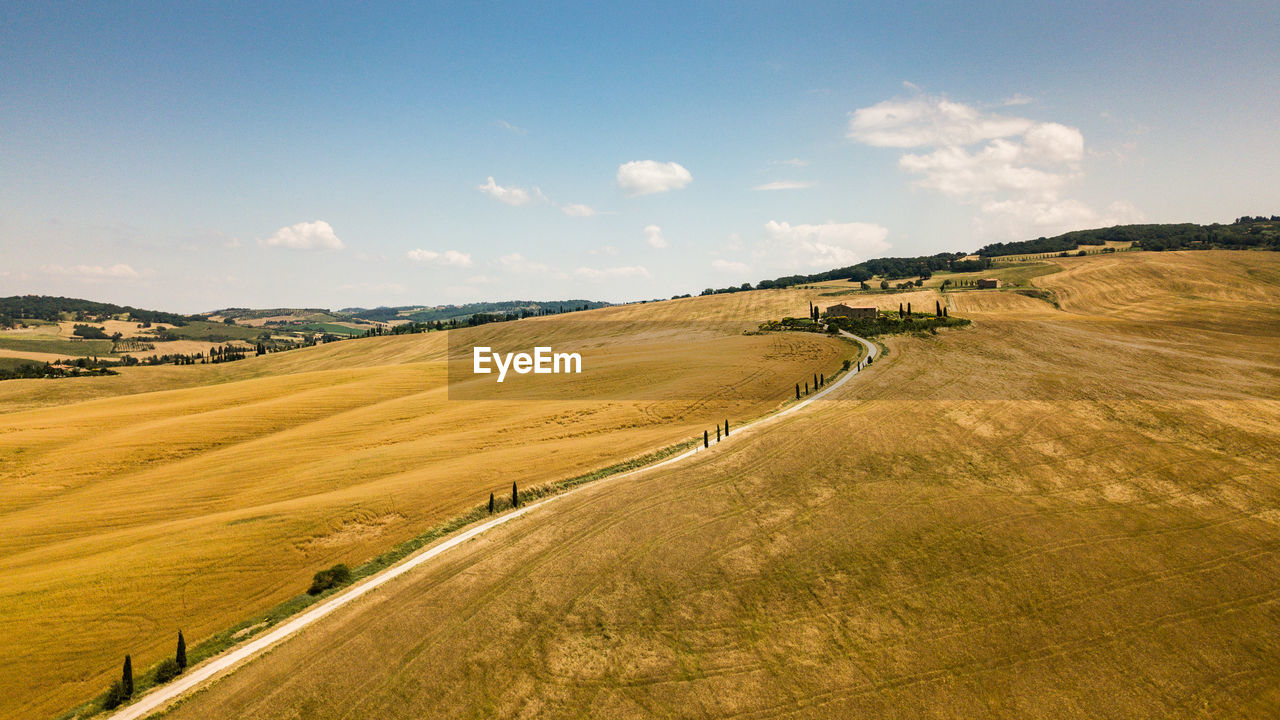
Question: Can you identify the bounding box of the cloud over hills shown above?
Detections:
[262,220,344,251]
[616,161,692,196]
[849,93,1140,240]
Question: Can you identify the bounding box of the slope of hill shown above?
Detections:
[156,250,1280,719]
[0,296,193,326]
[0,287,859,720]
[976,216,1280,257]
[340,299,611,324]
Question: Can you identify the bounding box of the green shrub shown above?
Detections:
[101,680,127,710]
[155,657,181,683]
[307,563,353,595]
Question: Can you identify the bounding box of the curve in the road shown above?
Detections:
[106,332,880,720]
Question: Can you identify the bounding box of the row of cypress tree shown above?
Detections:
[102,631,186,710]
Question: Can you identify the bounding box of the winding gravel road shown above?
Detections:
[106,331,879,720]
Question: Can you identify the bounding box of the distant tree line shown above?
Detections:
[0,359,120,381]
[347,300,609,324]
[977,218,1280,256]
[700,253,996,297]
[0,295,191,325]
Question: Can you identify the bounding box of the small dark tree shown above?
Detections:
[820,373,825,386]
[724,419,729,436]
[716,425,721,441]
[899,302,904,317]
[123,654,134,696]
[804,381,809,394]
[796,383,800,399]
[907,302,911,315]
[943,307,949,317]
[488,492,495,514]
[177,630,187,670]
[936,300,942,317]
[512,482,518,508]
[813,373,818,389]
[704,430,709,448]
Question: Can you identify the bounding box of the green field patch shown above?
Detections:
[0,337,115,357]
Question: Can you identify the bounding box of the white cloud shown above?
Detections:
[262,220,344,251]
[41,263,140,279]
[1003,93,1035,106]
[712,259,750,274]
[407,248,473,267]
[753,180,816,191]
[337,281,406,295]
[774,158,809,167]
[496,120,527,136]
[573,265,651,281]
[588,245,619,256]
[976,199,1144,240]
[643,224,668,249]
[562,203,597,217]
[898,140,1076,199]
[498,253,553,275]
[760,221,891,269]
[847,95,1033,148]
[849,93,1137,241]
[616,160,692,196]
[478,177,535,206]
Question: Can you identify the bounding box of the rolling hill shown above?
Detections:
[0,287,857,720]
[149,250,1280,719]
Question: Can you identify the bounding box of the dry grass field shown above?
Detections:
[0,288,859,720]
[156,250,1280,719]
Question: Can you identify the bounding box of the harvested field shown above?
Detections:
[156,251,1280,720]
[0,287,854,720]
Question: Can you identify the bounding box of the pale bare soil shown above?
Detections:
[158,251,1280,719]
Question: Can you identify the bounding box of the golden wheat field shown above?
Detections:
[153,251,1280,719]
[0,288,859,720]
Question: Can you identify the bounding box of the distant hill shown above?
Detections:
[0,295,193,325]
[976,216,1280,257]
[700,216,1280,296]
[340,300,611,324]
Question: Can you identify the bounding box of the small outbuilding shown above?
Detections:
[977,278,1001,289]
[825,303,878,319]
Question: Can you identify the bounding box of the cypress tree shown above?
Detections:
[936,300,942,317]
[176,631,187,670]
[820,373,825,386]
[796,383,800,399]
[804,381,809,394]
[123,655,133,696]
[716,425,721,441]
[813,373,818,389]
[907,302,911,316]
[704,430,709,448]
[511,482,518,508]
[724,419,729,436]
[943,307,949,317]
[488,492,495,514]
[899,302,904,317]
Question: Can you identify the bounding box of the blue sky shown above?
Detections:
[2,2,1277,312]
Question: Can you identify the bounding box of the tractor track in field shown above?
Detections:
[103,332,880,720]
